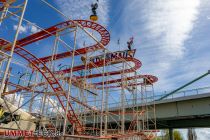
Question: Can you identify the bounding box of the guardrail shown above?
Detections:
[154,86,210,101]
[106,86,210,109]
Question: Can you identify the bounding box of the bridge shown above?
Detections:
[85,86,210,139]
[153,87,210,129]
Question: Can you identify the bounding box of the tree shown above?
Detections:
[154,129,184,140]
[188,128,197,140]
[174,130,184,140]
[155,137,162,140]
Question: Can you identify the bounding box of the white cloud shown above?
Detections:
[196,128,210,140]
[55,0,109,26]
[55,0,109,48]
[144,0,200,57]
[117,0,201,91]
[46,97,64,114]
[30,25,41,34]
[13,24,41,34]
[5,93,23,107]
[13,25,28,34]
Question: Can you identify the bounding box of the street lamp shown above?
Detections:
[16,71,33,107]
[58,64,69,71]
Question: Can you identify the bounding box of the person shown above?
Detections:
[143,77,153,85]
[91,3,98,16]
[127,37,134,50]
[117,39,120,45]
[90,1,99,21]
[81,55,92,74]
[81,55,86,65]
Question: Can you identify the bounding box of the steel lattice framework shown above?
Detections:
[0,1,158,139]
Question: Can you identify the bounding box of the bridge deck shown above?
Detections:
[86,91,210,129]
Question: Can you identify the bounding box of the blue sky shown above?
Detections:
[1,0,210,139]
[52,0,210,93]
[2,0,210,92]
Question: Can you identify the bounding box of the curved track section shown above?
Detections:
[0,20,110,134]
[55,57,141,79]
[26,20,110,63]
[0,39,83,133]
[95,75,158,89]
[0,18,158,136]
[5,20,110,52]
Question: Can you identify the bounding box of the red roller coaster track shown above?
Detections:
[0,19,158,135]
[55,57,141,78]
[0,20,110,134]
[0,40,84,133]
[94,75,158,89]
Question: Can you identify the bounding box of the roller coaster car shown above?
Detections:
[81,55,87,65]
[90,15,98,21]
[143,78,152,85]
[81,55,86,61]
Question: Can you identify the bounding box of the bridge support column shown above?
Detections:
[169,128,173,140]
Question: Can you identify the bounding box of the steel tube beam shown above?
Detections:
[0,0,28,96]
[157,71,210,101]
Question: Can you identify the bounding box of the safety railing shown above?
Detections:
[107,86,210,110]
[154,86,210,101]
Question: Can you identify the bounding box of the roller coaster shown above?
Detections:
[0,0,158,139]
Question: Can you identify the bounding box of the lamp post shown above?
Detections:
[16,72,32,107]
[17,72,30,84]
[58,64,69,71]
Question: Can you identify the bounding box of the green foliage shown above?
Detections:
[153,129,184,140]
[174,130,183,140]
[154,137,162,140]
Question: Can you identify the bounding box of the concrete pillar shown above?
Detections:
[169,128,173,140]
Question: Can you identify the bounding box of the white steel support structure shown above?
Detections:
[63,25,78,135]
[0,1,9,25]
[100,49,107,137]
[121,62,126,135]
[0,1,158,139]
[0,0,28,97]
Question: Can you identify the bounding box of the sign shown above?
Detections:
[90,49,136,63]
